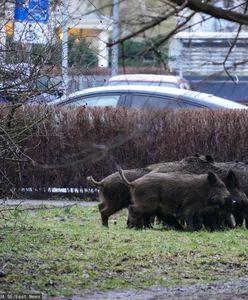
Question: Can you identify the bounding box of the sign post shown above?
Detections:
[111,0,119,76]
[61,0,69,96]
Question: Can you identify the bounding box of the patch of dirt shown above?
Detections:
[49,279,248,300]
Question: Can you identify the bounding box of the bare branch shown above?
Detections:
[169,0,248,26]
[107,0,189,47]
[222,2,248,81]
[139,11,196,58]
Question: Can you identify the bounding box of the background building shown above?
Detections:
[168,0,248,103]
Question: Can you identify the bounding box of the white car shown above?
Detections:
[54,85,248,110]
[107,74,191,90]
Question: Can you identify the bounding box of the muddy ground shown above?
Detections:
[49,279,248,300]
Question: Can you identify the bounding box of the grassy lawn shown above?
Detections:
[1,204,248,297]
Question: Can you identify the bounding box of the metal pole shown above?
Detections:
[61,0,68,95]
[111,0,119,76]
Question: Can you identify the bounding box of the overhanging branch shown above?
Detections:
[169,0,248,26]
[107,0,189,47]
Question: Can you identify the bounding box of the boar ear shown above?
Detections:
[207,171,218,186]
[226,169,240,189]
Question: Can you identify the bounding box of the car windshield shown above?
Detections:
[109,81,178,88]
[66,94,120,107]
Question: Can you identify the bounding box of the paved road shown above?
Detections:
[0,199,98,207]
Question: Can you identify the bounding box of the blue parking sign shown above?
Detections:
[14,0,49,23]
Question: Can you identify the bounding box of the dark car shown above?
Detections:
[53,85,248,109]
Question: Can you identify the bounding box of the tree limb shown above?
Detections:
[169,0,248,25]
[107,0,189,47]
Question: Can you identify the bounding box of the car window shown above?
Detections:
[129,94,185,108]
[129,94,208,109]
[66,94,120,107]
[180,100,207,108]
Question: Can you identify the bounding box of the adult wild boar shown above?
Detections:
[214,161,248,227]
[118,167,232,230]
[201,170,243,231]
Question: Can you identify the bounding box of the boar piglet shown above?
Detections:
[118,167,231,230]
[87,168,150,227]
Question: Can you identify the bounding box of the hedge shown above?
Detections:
[1,105,248,198]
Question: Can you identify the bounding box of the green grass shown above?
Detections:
[1,205,248,296]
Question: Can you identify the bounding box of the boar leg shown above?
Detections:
[127,213,155,229]
[156,212,184,231]
[233,212,244,227]
[224,213,236,229]
[162,215,184,231]
[142,214,155,229]
[127,215,143,229]
[98,202,109,226]
[128,205,146,229]
[203,212,219,231]
[99,205,121,227]
[186,215,203,231]
[98,202,105,211]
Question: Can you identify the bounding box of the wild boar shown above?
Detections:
[118,167,231,230]
[214,161,248,228]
